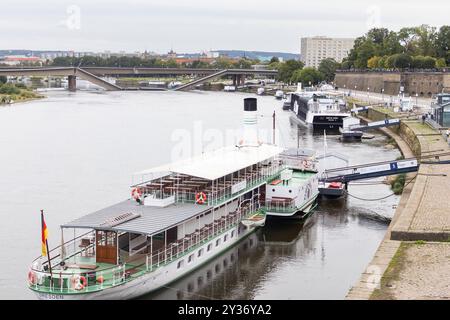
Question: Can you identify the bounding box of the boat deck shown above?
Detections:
[272,170,316,187]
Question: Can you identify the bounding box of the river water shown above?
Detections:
[0,90,400,299]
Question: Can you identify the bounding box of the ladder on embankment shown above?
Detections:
[173,69,228,91]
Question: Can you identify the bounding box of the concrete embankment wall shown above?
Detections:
[335,72,401,96]
[335,71,450,97]
[347,107,450,299]
[367,108,422,157]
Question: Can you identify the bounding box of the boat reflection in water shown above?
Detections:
[141,233,261,300]
[141,194,391,300]
[142,217,319,300]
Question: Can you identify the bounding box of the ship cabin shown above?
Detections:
[28,144,286,294]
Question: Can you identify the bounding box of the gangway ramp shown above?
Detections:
[321,158,419,183]
[349,118,400,132]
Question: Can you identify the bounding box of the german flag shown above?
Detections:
[41,210,48,256]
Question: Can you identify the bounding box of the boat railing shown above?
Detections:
[136,162,284,207]
[208,163,284,206]
[28,205,260,294]
[28,261,128,294]
[143,205,257,272]
[31,230,96,271]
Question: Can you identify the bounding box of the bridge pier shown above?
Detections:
[232,75,245,87]
[238,75,245,86]
[68,75,77,92]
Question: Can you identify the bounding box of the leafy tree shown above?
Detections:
[318,58,339,82]
[291,67,324,86]
[269,57,279,64]
[344,25,448,69]
[415,25,437,56]
[378,56,389,68]
[412,55,436,69]
[435,26,450,64]
[0,83,21,95]
[436,58,447,68]
[234,58,253,69]
[0,76,7,84]
[367,56,381,69]
[189,60,210,68]
[355,40,376,69]
[387,53,413,69]
[214,57,234,69]
[340,59,352,70]
[277,59,304,83]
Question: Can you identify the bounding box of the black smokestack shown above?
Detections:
[244,98,257,112]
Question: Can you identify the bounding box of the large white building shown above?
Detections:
[300,37,355,68]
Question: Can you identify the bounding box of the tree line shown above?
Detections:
[342,25,449,70]
[268,57,339,86]
[50,55,257,69]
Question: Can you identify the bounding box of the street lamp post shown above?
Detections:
[367,87,370,103]
[382,88,385,104]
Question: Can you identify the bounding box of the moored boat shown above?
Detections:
[288,90,350,130]
[27,98,311,300]
[264,148,320,219]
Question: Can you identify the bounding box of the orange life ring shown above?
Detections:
[71,275,87,290]
[28,270,37,285]
[195,192,207,205]
[131,187,142,200]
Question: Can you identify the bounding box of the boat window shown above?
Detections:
[198,249,203,257]
[188,254,194,263]
[231,230,235,238]
[207,243,212,252]
[224,234,228,242]
[177,260,184,269]
[216,239,221,247]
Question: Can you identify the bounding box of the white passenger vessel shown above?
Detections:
[289,90,350,130]
[27,98,318,300]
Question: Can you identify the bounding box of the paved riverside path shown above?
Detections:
[390,121,450,241]
[337,89,433,112]
[347,110,450,300]
[346,119,415,299]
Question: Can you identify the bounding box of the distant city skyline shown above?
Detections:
[1,0,449,53]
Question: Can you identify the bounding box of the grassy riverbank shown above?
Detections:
[0,83,44,105]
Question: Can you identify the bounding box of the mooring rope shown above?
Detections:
[345,174,418,201]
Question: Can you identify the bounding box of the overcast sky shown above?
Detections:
[1,0,448,53]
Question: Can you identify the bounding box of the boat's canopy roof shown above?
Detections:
[62,200,212,236]
[134,144,284,181]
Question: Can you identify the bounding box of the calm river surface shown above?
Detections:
[0,90,400,299]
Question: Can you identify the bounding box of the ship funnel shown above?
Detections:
[240,98,260,147]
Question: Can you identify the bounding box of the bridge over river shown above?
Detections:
[0,67,278,91]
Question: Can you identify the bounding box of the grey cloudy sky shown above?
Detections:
[1,0,449,53]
